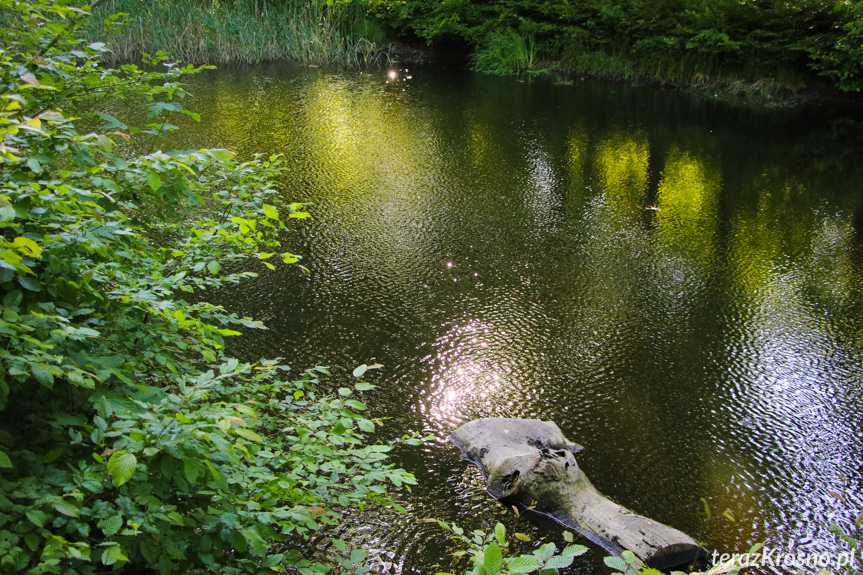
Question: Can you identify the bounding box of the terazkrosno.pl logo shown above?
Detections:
[712,548,859,571]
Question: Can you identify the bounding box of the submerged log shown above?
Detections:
[450,418,705,571]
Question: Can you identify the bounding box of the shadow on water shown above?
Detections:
[156,63,863,573]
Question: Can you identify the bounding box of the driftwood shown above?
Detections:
[450,418,705,571]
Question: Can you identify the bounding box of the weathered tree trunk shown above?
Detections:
[450,418,705,571]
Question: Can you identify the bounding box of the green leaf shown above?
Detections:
[204,459,221,481]
[53,499,80,517]
[44,448,63,462]
[207,260,221,274]
[0,449,11,468]
[507,556,540,573]
[101,543,129,565]
[184,459,201,484]
[234,427,264,443]
[17,274,42,292]
[353,364,368,378]
[95,110,127,130]
[99,515,123,537]
[494,523,506,545]
[545,555,575,570]
[700,497,711,519]
[26,510,49,527]
[603,556,627,571]
[535,543,556,563]
[24,532,40,551]
[208,149,235,162]
[355,382,376,391]
[332,421,348,435]
[262,204,279,220]
[32,366,54,388]
[243,528,268,556]
[484,543,503,575]
[107,451,137,487]
[561,544,587,559]
[140,537,159,562]
[345,399,366,411]
[159,554,173,575]
[146,169,162,192]
[621,550,636,563]
[357,419,375,432]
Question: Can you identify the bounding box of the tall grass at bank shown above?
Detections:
[472,29,538,74]
[85,0,390,66]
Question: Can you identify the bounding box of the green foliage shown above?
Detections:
[370,0,861,94]
[0,1,417,573]
[434,521,760,575]
[434,521,588,575]
[805,1,863,92]
[829,511,862,574]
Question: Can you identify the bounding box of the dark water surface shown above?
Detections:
[175,64,863,573]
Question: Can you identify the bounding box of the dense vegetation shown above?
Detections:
[0,1,420,573]
[85,0,390,66]
[368,0,863,95]
[82,0,863,100]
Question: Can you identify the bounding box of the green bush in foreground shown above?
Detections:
[0,1,417,573]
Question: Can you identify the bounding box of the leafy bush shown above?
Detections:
[0,1,417,573]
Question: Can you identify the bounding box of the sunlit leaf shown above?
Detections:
[484,542,503,575]
[700,497,711,519]
[234,427,264,443]
[494,523,506,545]
[208,149,235,162]
[603,556,627,571]
[107,451,137,487]
[507,556,540,573]
[53,499,80,517]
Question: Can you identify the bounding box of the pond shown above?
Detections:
[173,63,863,573]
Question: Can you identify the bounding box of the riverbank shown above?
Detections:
[386,41,858,108]
[85,1,861,107]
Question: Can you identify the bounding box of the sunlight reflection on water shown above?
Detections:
[169,63,863,574]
